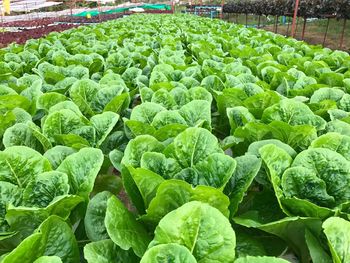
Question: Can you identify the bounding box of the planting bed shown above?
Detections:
[0,24,78,47]
[0,14,350,263]
[0,18,59,28]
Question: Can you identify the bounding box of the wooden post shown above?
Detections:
[98,0,101,21]
[323,17,330,47]
[0,6,3,25]
[291,0,300,37]
[245,13,248,27]
[274,15,278,33]
[295,16,299,36]
[70,0,73,16]
[220,0,224,19]
[301,17,307,40]
[339,18,347,49]
[257,15,261,28]
[286,16,290,36]
[25,3,30,21]
[35,2,39,19]
[220,0,225,20]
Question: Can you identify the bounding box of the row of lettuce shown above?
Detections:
[1,14,350,263]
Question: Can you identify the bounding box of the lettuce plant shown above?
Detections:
[1,13,350,263]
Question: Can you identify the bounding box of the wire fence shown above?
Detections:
[222,13,349,51]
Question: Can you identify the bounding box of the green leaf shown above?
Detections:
[0,182,22,232]
[54,134,90,149]
[144,179,230,224]
[179,100,211,130]
[226,154,261,216]
[127,166,165,208]
[186,86,212,104]
[310,88,345,104]
[42,109,85,142]
[262,99,326,131]
[268,121,317,151]
[27,122,52,152]
[104,92,130,114]
[140,244,197,263]
[305,229,332,263]
[234,216,322,263]
[3,122,52,153]
[57,148,104,198]
[151,111,187,130]
[235,227,287,258]
[100,130,127,155]
[129,102,165,124]
[36,92,67,112]
[326,120,350,137]
[243,91,281,119]
[234,256,290,263]
[84,239,137,263]
[140,152,181,179]
[153,123,188,141]
[150,201,236,263]
[0,95,31,112]
[90,85,124,113]
[309,100,337,120]
[121,135,164,168]
[22,171,69,208]
[109,149,124,172]
[227,106,255,133]
[290,148,350,206]
[234,123,272,144]
[121,166,145,214]
[43,146,76,169]
[6,195,83,237]
[247,139,296,158]
[216,88,246,116]
[48,101,83,116]
[20,80,42,112]
[339,94,350,112]
[90,111,119,147]
[2,215,79,263]
[168,127,222,167]
[124,120,156,138]
[260,144,335,218]
[35,63,65,85]
[311,132,350,161]
[319,72,344,87]
[33,256,62,263]
[151,89,177,109]
[3,123,45,153]
[201,75,225,91]
[323,217,350,263]
[105,196,151,257]
[282,167,335,207]
[85,191,113,242]
[92,174,122,196]
[0,111,16,137]
[189,153,236,188]
[69,79,99,117]
[12,107,32,123]
[0,146,51,188]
